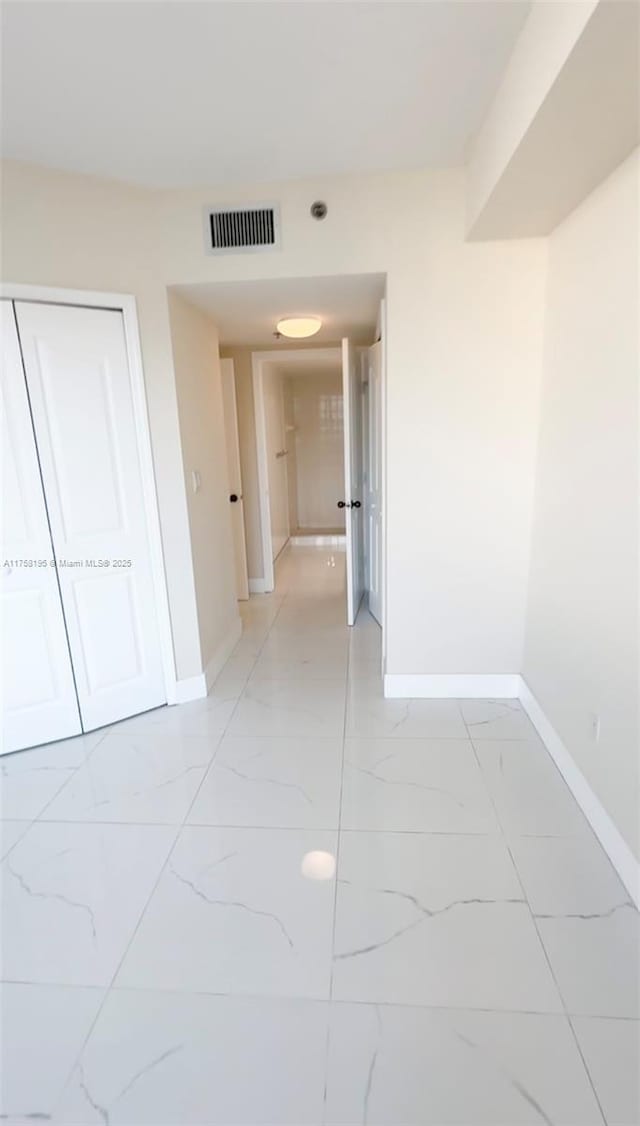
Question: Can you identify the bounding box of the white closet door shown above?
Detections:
[1,302,82,753]
[14,302,166,731]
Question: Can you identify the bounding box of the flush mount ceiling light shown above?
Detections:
[275,316,322,339]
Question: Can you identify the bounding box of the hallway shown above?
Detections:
[2,546,638,1124]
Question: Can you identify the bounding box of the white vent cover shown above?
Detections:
[204,203,281,255]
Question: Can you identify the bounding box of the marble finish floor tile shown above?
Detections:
[1,982,104,1123]
[188,735,343,828]
[42,731,218,825]
[460,698,537,740]
[348,652,384,680]
[332,831,563,1011]
[2,821,176,985]
[347,680,467,739]
[274,599,349,630]
[473,738,591,838]
[53,990,328,1125]
[228,679,347,738]
[257,629,349,665]
[116,826,337,998]
[0,818,31,859]
[109,685,243,738]
[3,545,634,1124]
[571,1016,640,1126]
[325,1004,603,1125]
[509,833,633,916]
[341,737,501,833]
[249,641,349,682]
[536,907,640,1018]
[0,730,106,820]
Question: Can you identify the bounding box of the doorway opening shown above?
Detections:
[253,347,342,571]
[175,272,386,643]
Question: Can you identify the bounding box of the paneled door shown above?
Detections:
[1,302,82,753]
[14,302,166,732]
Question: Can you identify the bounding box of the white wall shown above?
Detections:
[285,372,345,530]
[467,0,597,230]
[1,161,203,681]
[262,364,290,560]
[167,291,240,674]
[467,0,639,239]
[3,160,547,680]
[524,149,640,860]
[155,167,547,677]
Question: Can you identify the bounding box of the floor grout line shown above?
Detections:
[465,723,611,1126]
[4,547,634,1123]
[32,584,296,1120]
[322,586,353,1123]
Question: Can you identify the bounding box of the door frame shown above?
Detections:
[251,347,341,592]
[220,357,249,600]
[379,297,387,666]
[0,282,179,705]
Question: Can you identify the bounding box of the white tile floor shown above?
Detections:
[1,545,638,1125]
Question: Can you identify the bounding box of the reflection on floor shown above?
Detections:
[290,527,346,546]
[1,545,638,1125]
[291,526,345,537]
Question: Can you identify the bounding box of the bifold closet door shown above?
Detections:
[1,302,82,752]
[14,301,166,732]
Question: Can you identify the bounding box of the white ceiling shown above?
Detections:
[1,1,530,189]
[175,273,385,347]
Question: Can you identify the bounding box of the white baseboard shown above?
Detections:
[382,669,639,903]
[204,616,243,692]
[172,672,207,705]
[519,679,640,908]
[248,578,269,594]
[170,617,243,705]
[383,673,520,699]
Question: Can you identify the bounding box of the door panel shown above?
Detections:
[367,341,383,626]
[221,359,249,600]
[342,338,365,625]
[15,302,166,732]
[1,301,82,753]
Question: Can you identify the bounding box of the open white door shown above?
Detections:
[221,359,249,601]
[1,302,82,753]
[341,338,365,625]
[366,341,383,625]
[15,301,167,732]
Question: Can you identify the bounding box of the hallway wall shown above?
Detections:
[167,291,240,675]
[523,148,640,859]
[155,167,547,676]
[2,160,547,681]
[284,372,345,531]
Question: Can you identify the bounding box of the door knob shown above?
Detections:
[229,493,239,503]
[352,500,361,509]
[337,501,346,509]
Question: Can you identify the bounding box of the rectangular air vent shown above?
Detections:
[204,203,280,255]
